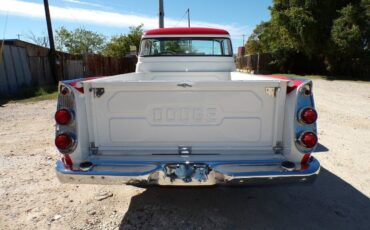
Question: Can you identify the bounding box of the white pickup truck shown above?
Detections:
[55,27,320,186]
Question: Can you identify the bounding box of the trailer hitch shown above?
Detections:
[164,163,210,183]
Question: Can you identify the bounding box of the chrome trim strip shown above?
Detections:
[294,81,318,154]
[88,158,285,166]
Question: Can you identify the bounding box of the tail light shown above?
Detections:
[60,86,70,96]
[62,155,73,170]
[55,109,72,125]
[56,84,77,157]
[299,108,317,124]
[55,133,74,150]
[300,84,312,96]
[298,132,318,149]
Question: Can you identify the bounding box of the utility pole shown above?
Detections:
[242,34,246,46]
[187,8,191,28]
[43,0,58,83]
[159,0,164,28]
[44,0,55,51]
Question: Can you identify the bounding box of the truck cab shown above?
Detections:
[55,28,320,186]
[136,27,235,73]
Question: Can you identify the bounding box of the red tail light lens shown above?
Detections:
[299,108,317,124]
[55,109,72,125]
[62,155,73,170]
[55,134,73,150]
[299,132,318,149]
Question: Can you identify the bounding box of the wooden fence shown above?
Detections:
[0,40,137,95]
[236,53,273,74]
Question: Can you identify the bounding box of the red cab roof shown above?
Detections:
[144,27,230,36]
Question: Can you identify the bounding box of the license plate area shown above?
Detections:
[164,163,210,183]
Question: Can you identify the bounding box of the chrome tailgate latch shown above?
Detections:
[266,87,280,97]
[89,88,105,97]
[89,142,99,154]
[177,83,192,88]
[273,142,284,154]
[178,146,192,155]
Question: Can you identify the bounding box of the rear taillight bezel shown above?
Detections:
[55,108,74,125]
[56,84,78,155]
[55,133,77,154]
[294,81,318,154]
[298,107,318,125]
[297,131,318,150]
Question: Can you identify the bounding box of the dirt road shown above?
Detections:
[0,79,369,230]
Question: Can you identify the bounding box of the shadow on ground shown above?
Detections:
[0,85,57,106]
[119,168,370,230]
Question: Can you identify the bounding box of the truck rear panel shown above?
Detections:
[55,72,320,186]
[83,74,287,156]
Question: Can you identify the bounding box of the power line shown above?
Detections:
[1,12,8,39]
[174,9,190,27]
[60,0,86,29]
[0,12,9,65]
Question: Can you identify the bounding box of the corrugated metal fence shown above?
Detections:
[0,44,32,93]
[0,40,137,95]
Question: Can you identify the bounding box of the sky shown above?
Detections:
[0,0,272,48]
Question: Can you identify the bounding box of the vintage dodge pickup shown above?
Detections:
[55,27,320,186]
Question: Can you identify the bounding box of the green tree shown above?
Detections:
[245,0,369,78]
[55,27,106,54]
[328,3,370,76]
[126,24,144,52]
[331,4,365,55]
[103,24,144,57]
[244,22,270,54]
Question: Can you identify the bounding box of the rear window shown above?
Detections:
[139,37,233,57]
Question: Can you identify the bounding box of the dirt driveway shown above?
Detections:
[0,79,369,230]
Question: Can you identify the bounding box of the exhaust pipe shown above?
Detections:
[281,161,295,171]
[79,162,93,172]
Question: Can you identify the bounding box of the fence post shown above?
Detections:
[256,53,260,74]
[83,54,87,77]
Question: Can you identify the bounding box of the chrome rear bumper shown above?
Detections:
[56,157,320,186]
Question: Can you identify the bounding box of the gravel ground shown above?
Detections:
[0,79,369,230]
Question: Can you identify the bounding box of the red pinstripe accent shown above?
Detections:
[267,75,304,94]
[67,76,100,93]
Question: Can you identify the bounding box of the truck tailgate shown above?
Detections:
[84,80,287,154]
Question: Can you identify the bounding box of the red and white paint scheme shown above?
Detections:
[55,27,320,186]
